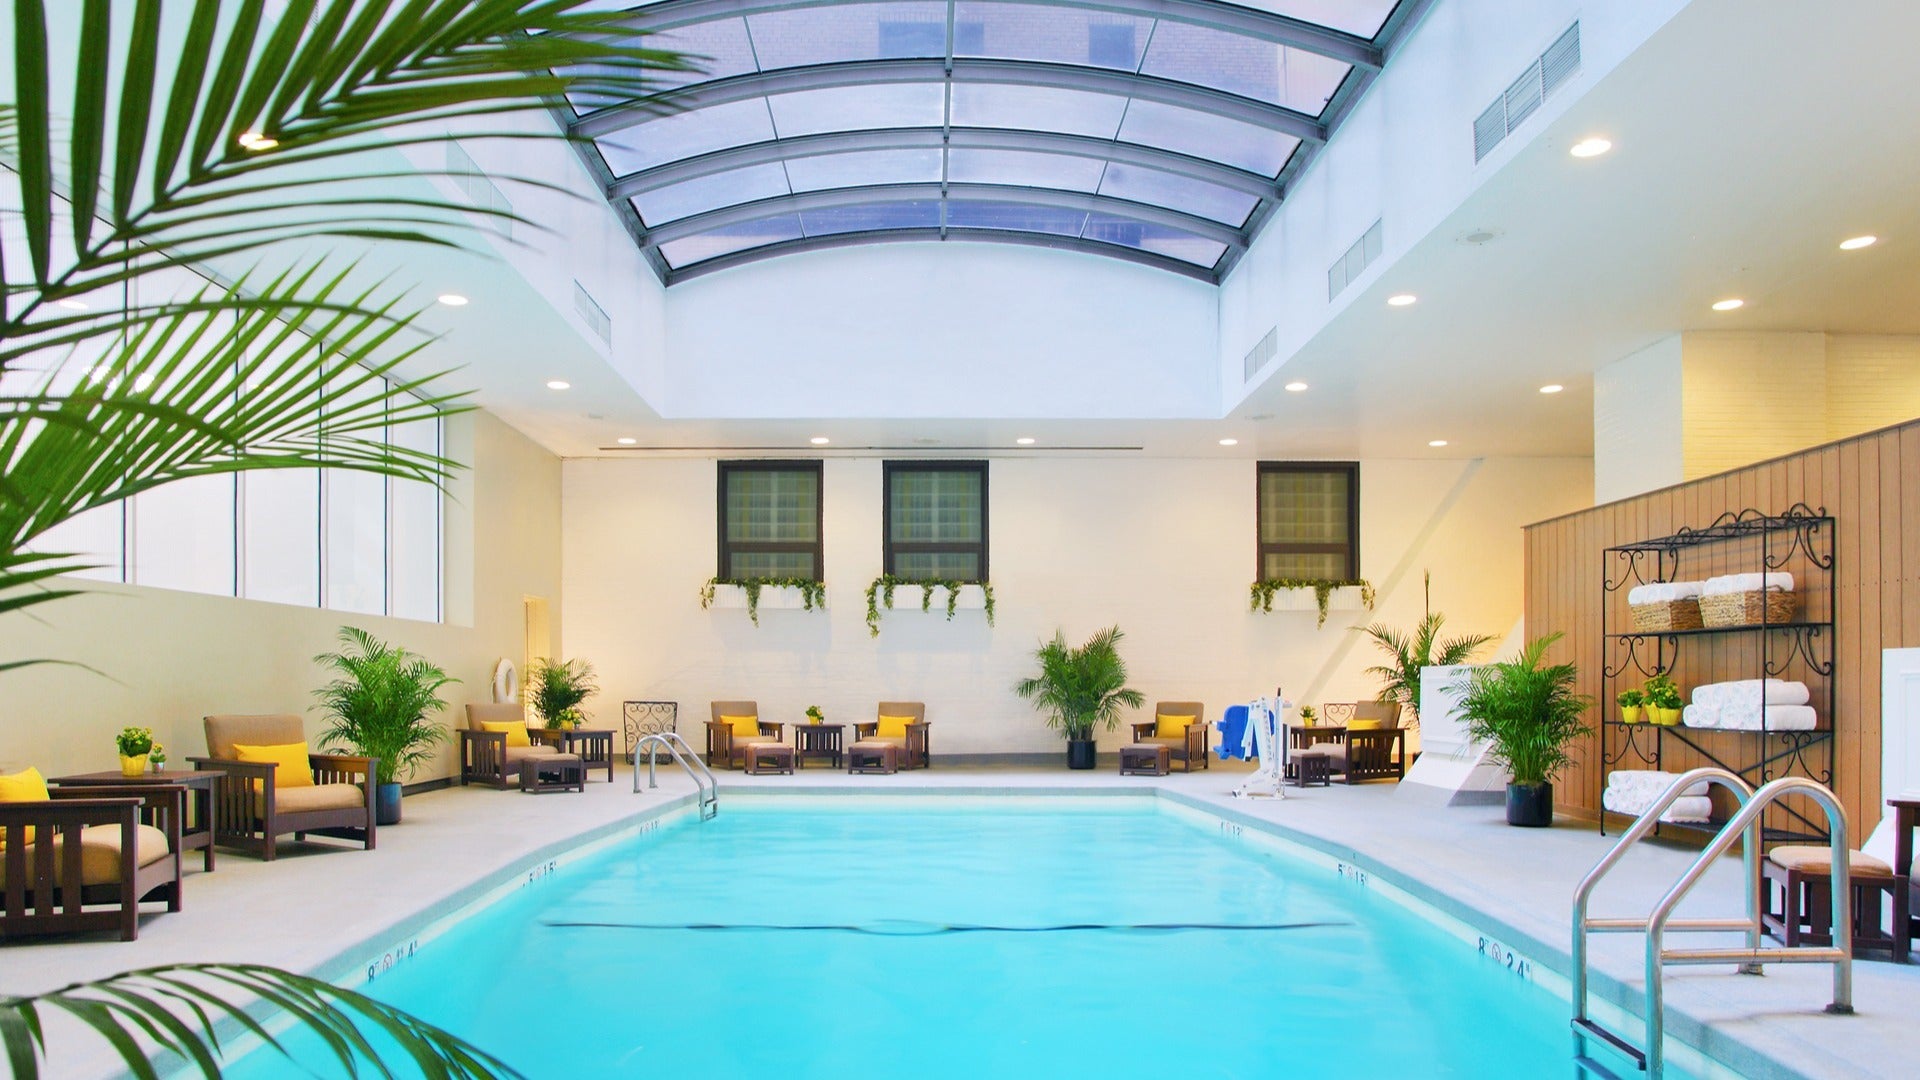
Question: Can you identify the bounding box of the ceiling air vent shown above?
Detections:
[1327,219,1384,301]
[1473,22,1581,163]
[1242,327,1278,384]
[573,281,612,346]
[444,140,513,240]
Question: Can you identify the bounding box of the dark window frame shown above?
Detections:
[883,460,989,582]
[1256,461,1360,581]
[716,459,825,580]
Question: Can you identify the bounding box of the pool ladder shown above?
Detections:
[632,732,718,820]
[1570,768,1854,1079]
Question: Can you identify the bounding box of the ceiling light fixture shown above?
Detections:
[1569,137,1612,158]
[1540,384,1565,394]
[1428,439,1449,448]
[1218,438,1239,447]
[56,298,89,310]
[616,437,637,446]
[237,131,278,151]
[810,436,830,445]
[1016,437,1036,445]
[1387,293,1418,307]
[436,293,469,306]
[545,379,571,390]
[1284,381,1308,392]
[1711,298,1745,312]
[1839,235,1878,251]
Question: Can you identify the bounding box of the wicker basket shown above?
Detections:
[1699,588,1797,628]
[1630,599,1704,632]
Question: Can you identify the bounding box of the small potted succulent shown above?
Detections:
[147,741,167,773]
[806,705,824,725]
[1643,674,1683,726]
[116,727,154,777]
[1299,705,1318,727]
[1615,688,1645,724]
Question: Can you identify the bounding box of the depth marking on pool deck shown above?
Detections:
[541,920,1356,936]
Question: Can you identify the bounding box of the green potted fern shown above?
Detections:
[528,658,599,730]
[1357,572,1494,725]
[312,627,457,825]
[1458,633,1592,827]
[1014,626,1144,769]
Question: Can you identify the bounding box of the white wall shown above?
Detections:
[561,454,1592,757]
[1594,334,1684,503]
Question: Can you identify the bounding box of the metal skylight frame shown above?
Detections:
[562,0,1436,284]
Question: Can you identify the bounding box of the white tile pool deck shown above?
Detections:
[4,763,1916,1079]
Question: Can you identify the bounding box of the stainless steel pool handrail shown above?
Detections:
[633,732,717,820]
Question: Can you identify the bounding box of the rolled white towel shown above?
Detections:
[1627,581,1707,605]
[1607,769,1708,800]
[1703,572,1793,595]
[1603,789,1714,823]
[1683,702,1722,727]
[1694,679,1809,709]
[1686,704,1819,731]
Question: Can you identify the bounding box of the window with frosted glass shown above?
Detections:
[884,461,987,582]
[1257,462,1358,581]
[718,461,823,580]
[242,469,320,606]
[130,476,237,595]
[323,374,389,615]
[388,414,443,622]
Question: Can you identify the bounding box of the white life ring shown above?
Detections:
[492,658,519,703]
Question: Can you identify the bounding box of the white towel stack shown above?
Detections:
[1702,572,1794,595]
[1683,679,1816,729]
[1604,770,1713,822]
[1693,679,1810,708]
[1627,581,1707,605]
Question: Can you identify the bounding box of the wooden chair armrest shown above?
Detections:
[190,756,275,784]
[50,786,186,849]
[758,722,786,737]
[1130,722,1156,739]
[530,728,566,748]
[311,754,377,783]
[705,720,734,751]
[458,729,507,747]
[853,722,878,737]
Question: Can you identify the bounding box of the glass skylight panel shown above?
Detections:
[768,84,947,137]
[949,84,1127,139]
[800,201,942,237]
[945,201,1088,237]
[641,19,758,90]
[658,215,806,268]
[1117,100,1299,177]
[596,98,776,175]
[785,148,945,191]
[748,3,950,70]
[1096,163,1260,226]
[1082,212,1226,266]
[951,5,1152,71]
[1139,24,1351,114]
[1233,0,1402,39]
[946,148,1106,191]
[629,162,793,226]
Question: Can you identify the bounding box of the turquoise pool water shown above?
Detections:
[232,800,1618,1078]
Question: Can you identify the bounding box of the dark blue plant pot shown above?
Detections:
[1506,782,1553,827]
[375,782,404,826]
[1066,739,1097,770]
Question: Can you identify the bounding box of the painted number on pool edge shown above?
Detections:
[1477,936,1533,980]
[1218,821,1243,840]
[365,939,419,982]
[524,860,558,887]
[1335,863,1368,887]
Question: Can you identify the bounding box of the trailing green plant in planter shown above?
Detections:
[1249,578,1376,628]
[527,658,598,730]
[700,577,827,626]
[1357,572,1494,725]
[313,626,456,825]
[863,574,997,637]
[1457,633,1592,827]
[1014,626,1144,770]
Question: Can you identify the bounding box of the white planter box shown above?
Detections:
[707,584,824,611]
[1263,586,1368,613]
[887,584,988,613]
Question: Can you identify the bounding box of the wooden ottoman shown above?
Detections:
[521,753,584,793]
[1292,748,1331,788]
[1761,845,1909,962]
[746,742,795,776]
[848,742,898,775]
[1119,744,1170,776]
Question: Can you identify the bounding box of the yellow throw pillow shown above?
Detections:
[721,714,760,739]
[0,766,50,847]
[1155,714,1196,738]
[877,714,916,739]
[232,742,315,788]
[1348,718,1384,731]
[481,721,532,748]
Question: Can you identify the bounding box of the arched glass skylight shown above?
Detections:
[563,0,1428,283]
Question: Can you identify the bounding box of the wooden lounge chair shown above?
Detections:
[1129,702,1208,772]
[459,703,560,788]
[1,783,185,941]
[705,701,787,770]
[853,702,930,770]
[189,714,377,861]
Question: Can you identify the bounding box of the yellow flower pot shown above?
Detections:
[1651,706,1682,726]
[119,754,149,777]
[1619,706,1643,724]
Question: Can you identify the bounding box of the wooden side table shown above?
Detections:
[1292,749,1331,788]
[793,723,844,769]
[51,769,224,872]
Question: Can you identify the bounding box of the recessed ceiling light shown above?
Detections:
[1016,437,1036,445]
[56,298,88,310]
[1540,384,1565,394]
[1387,293,1418,307]
[810,436,830,445]
[436,293,469,306]
[545,379,571,390]
[1284,381,1308,392]
[1711,298,1745,312]
[1569,137,1612,158]
[1428,439,1449,448]
[1839,235,1878,251]
[616,437,637,446]
[237,131,277,151]
[1218,438,1239,447]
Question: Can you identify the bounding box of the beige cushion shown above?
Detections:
[0,823,170,888]
[205,714,305,760]
[737,737,783,747]
[504,745,560,764]
[466,702,525,731]
[273,784,367,815]
[861,737,905,749]
[1768,845,1893,876]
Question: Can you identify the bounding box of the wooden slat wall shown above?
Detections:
[1524,417,1920,836]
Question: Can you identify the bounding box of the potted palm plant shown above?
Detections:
[313,627,457,825]
[1015,626,1145,769]
[528,658,599,730]
[1458,633,1592,827]
[1358,572,1494,727]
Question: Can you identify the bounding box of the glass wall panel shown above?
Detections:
[945,201,1087,236]
[1140,25,1350,113]
[324,375,388,616]
[786,148,944,191]
[131,476,236,595]
[949,84,1127,138]
[947,148,1105,190]
[952,5,1151,71]
[749,4,950,69]
[388,416,442,623]
[800,201,941,236]
[1117,101,1299,176]
[768,84,947,137]
[630,163,792,225]
[597,99,777,175]
[1097,163,1259,226]
[243,469,321,607]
